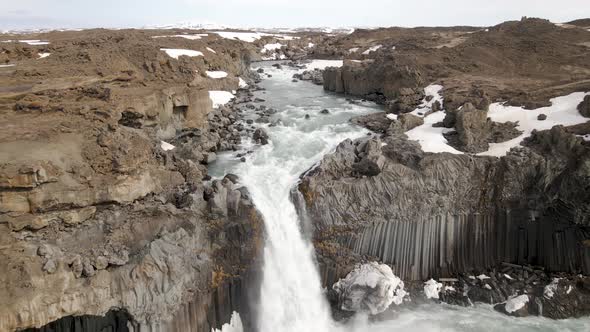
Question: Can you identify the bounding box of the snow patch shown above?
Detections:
[206,47,217,54]
[238,77,248,88]
[38,52,50,59]
[424,279,442,299]
[504,274,514,280]
[307,42,315,48]
[209,91,235,108]
[332,262,406,314]
[479,92,590,157]
[477,274,490,281]
[160,141,175,151]
[206,71,228,79]
[505,295,529,313]
[484,284,492,290]
[445,286,456,292]
[579,134,590,142]
[299,59,343,72]
[349,47,360,53]
[19,39,49,45]
[362,44,382,55]
[211,311,243,332]
[262,43,283,52]
[0,64,15,68]
[567,285,573,294]
[212,31,267,43]
[160,48,204,59]
[152,34,208,40]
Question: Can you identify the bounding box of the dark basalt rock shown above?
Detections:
[578,95,590,118]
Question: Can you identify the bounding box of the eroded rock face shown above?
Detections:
[0,29,264,332]
[579,95,590,118]
[298,126,590,285]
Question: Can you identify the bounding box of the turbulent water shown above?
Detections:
[209,62,590,332]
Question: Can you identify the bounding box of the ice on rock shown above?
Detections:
[424,279,442,299]
[544,278,561,299]
[333,262,406,315]
[504,295,529,313]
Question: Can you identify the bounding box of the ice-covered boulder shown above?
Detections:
[332,262,406,315]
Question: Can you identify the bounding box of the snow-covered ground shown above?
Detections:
[262,43,283,52]
[160,48,204,59]
[19,39,50,45]
[479,92,589,157]
[209,91,235,108]
[206,71,228,79]
[239,77,248,88]
[404,84,589,156]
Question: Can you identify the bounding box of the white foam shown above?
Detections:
[206,71,228,79]
[209,90,235,108]
[212,311,243,332]
[160,48,204,59]
[505,295,529,313]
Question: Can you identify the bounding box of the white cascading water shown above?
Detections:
[211,62,590,332]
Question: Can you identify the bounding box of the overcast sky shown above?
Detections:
[2,0,590,31]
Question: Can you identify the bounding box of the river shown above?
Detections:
[209,61,590,332]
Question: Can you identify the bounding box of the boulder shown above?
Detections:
[253,128,269,145]
[578,95,590,117]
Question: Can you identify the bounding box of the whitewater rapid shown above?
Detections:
[210,61,590,332]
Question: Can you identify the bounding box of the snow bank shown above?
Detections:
[362,45,382,55]
[211,311,243,332]
[0,64,15,68]
[332,262,406,314]
[424,279,442,299]
[479,92,590,157]
[206,47,217,54]
[300,59,343,71]
[160,141,175,151]
[206,71,228,79]
[505,295,529,313]
[38,52,50,59]
[160,48,204,59]
[409,84,444,118]
[209,91,235,108]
